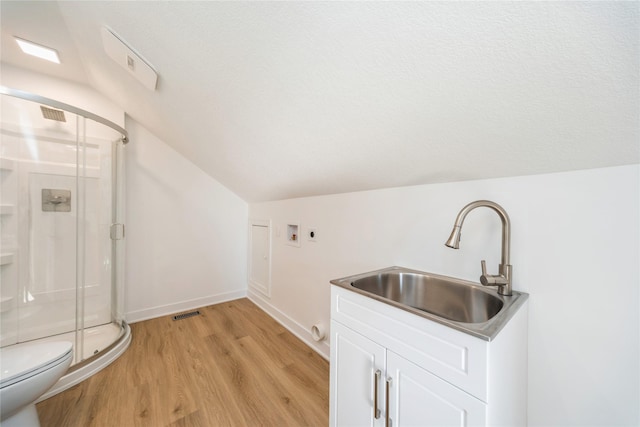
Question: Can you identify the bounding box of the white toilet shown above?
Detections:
[0,341,73,427]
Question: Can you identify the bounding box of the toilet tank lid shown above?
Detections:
[0,341,73,385]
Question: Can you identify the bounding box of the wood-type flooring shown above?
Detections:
[36,298,329,426]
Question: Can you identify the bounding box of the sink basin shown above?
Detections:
[350,271,503,323]
[331,266,529,340]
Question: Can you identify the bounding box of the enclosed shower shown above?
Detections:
[0,87,131,398]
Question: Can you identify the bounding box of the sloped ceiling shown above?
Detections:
[2,1,638,202]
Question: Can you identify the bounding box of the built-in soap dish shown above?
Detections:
[1,296,14,313]
[0,253,15,266]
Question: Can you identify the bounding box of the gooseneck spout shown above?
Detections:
[445,200,512,296]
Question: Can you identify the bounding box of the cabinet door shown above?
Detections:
[387,351,486,427]
[330,321,386,427]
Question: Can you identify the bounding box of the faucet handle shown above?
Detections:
[480,260,510,291]
[480,260,493,286]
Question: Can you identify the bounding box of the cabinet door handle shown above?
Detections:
[385,377,392,427]
[373,369,381,419]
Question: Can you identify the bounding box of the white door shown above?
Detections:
[387,351,487,427]
[249,221,270,296]
[330,321,387,427]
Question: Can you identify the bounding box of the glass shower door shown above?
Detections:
[0,92,123,365]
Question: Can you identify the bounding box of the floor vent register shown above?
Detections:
[172,310,201,321]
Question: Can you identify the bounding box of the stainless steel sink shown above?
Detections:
[331,266,528,340]
[350,271,503,323]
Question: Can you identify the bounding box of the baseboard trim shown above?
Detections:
[247,288,330,361]
[126,289,247,323]
[125,288,330,361]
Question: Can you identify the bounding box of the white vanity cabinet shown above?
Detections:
[330,285,528,427]
[331,321,486,426]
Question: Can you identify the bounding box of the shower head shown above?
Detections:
[40,105,66,122]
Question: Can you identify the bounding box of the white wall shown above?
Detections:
[249,165,639,427]
[124,118,248,321]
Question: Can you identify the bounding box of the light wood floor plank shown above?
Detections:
[36,299,329,427]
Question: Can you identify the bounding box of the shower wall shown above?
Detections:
[0,93,117,347]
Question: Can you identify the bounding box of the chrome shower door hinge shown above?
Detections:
[110,223,125,240]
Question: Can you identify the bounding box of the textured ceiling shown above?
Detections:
[2,1,638,202]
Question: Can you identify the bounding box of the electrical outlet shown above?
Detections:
[307,227,318,242]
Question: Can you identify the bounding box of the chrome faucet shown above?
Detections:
[445,200,512,296]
